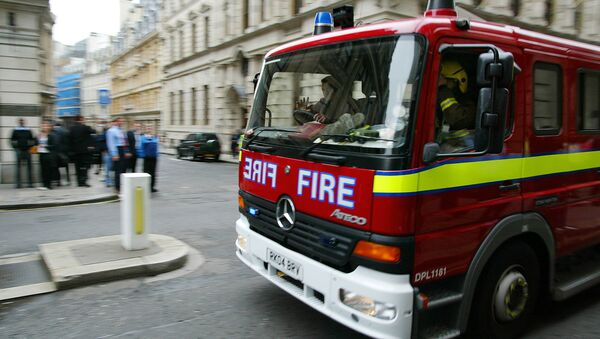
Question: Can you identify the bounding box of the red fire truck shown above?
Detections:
[235,1,600,337]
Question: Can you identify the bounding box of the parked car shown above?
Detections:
[176,133,221,161]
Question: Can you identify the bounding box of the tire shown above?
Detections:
[176,151,182,159]
[214,153,220,161]
[469,241,540,339]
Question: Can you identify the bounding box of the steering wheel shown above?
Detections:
[293,109,316,125]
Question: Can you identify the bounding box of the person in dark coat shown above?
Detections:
[10,118,36,188]
[69,115,95,187]
[51,121,71,186]
[37,121,58,190]
[126,122,142,172]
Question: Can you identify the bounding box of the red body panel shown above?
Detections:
[239,150,375,231]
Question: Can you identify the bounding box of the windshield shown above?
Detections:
[247,34,424,154]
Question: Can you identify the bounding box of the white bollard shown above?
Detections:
[121,173,151,250]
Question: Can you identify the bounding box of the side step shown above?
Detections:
[553,258,600,301]
[416,288,463,339]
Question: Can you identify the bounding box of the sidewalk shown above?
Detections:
[0,234,190,300]
[0,170,118,210]
[0,155,237,211]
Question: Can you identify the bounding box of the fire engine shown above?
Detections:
[235,1,600,338]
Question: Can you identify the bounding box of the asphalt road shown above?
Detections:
[1,156,599,338]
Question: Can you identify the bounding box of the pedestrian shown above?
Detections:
[51,121,71,186]
[36,120,57,190]
[230,131,240,158]
[69,115,95,187]
[98,121,113,187]
[140,125,159,193]
[10,118,36,188]
[106,117,131,193]
[126,122,142,172]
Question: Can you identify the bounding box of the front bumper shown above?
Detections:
[235,215,414,339]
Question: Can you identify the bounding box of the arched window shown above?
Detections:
[511,0,521,17]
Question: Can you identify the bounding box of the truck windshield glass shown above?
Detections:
[247,35,424,153]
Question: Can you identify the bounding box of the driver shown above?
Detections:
[296,76,359,124]
[436,60,476,152]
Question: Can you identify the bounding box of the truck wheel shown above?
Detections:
[470,241,540,339]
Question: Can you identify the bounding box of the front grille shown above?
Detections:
[241,191,368,272]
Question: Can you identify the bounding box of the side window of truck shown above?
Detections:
[577,70,600,132]
[533,63,562,135]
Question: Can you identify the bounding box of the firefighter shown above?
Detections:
[436,60,476,152]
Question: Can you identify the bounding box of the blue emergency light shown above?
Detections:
[313,12,333,35]
[249,207,259,217]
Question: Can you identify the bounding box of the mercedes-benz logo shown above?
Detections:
[276,196,296,231]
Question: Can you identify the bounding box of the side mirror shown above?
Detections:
[475,87,508,153]
[477,51,515,88]
[423,142,440,164]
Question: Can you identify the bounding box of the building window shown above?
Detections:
[224,2,230,36]
[8,12,15,26]
[179,29,184,59]
[511,0,520,17]
[243,0,249,30]
[293,0,302,15]
[533,63,562,134]
[169,92,175,125]
[204,16,210,49]
[191,23,197,53]
[191,87,197,125]
[545,0,554,25]
[578,71,600,132]
[574,2,583,34]
[179,90,184,125]
[203,85,209,125]
[170,33,175,63]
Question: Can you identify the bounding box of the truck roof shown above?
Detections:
[266,16,600,61]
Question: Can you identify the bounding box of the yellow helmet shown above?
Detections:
[441,60,468,94]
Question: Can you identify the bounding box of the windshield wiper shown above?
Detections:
[300,133,394,157]
[244,127,297,149]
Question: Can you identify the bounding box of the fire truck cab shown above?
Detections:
[235,1,600,338]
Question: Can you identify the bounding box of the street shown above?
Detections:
[1,156,600,338]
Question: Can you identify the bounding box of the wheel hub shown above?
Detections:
[493,267,528,322]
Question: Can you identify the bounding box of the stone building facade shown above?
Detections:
[159,0,430,153]
[0,0,53,184]
[110,31,162,130]
[110,0,162,130]
[159,0,598,155]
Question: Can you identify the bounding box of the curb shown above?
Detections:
[0,194,119,211]
[39,234,189,290]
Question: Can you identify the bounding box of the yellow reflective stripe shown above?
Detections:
[440,98,458,111]
[135,186,144,235]
[373,172,420,194]
[417,157,522,192]
[523,151,600,178]
[373,150,600,195]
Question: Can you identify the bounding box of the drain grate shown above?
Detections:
[0,260,52,289]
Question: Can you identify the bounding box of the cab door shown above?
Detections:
[411,39,525,283]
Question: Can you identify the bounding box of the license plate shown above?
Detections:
[267,248,303,280]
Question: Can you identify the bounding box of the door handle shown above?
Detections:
[499,182,520,191]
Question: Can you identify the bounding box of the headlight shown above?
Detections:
[237,234,248,251]
[339,289,397,320]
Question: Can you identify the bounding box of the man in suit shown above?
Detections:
[126,122,142,172]
[69,115,95,187]
[10,118,36,188]
[106,117,131,193]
